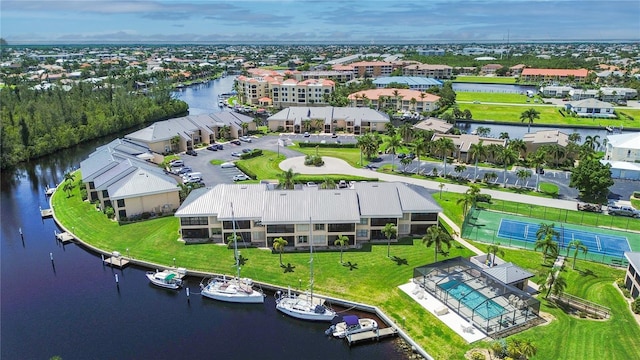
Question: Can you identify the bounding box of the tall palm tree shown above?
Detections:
[499,132,510,140]
[384,122,396,137]
[273,237,288,266]
[508,138,527,158]
[568,132,582,143]
[528,150,546,192]
[434,137,455,177]
[400,156,413,173]
[302,119,312,132]
[399,123,414,143]
[567,240,588,269]
[519,108,540,133]
[277,168,298,190]
[382,223,397,258]
[540,267,567,299]
[422,225,452,262]
[487,242,504,267]
[320,177,336,189]
[456,193,473,217]
[384,134,402,172]
[535,233,559,263]
[496,146,518,187]
[334,234,349,264]
[469,140,487,182]
[411,136,429,175]
[548,144,566,167]
[516,169,532,188]
[63,172,75,183]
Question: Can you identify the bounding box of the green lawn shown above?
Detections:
[293,145,364,167]
[456,91,532,104]
[455,103,635,128]
[453,76,518,84]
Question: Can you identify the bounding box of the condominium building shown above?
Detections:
[373,76,443,91]
[624,252,640,298]
[348,88,441,113]
[520,68,589,83]
[174,182,442,248]
[402,64,453,79]
[266,106,389,134]
[236,70,335,108]
[349,61,394,77]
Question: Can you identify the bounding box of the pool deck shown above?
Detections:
[399,282,486,343]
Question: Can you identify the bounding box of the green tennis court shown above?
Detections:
[462,207,640,266]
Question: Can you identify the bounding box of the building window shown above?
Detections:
[89,182,95,190]
[356,229,368,238]
[267,224,295,233]
[181,217,209,226]
[117,199,125,208]
[298,235,308,244]
[210,228,222,235]
[327,223,355,233]
[102,190,109,198]
[371,218,397,227]
[297,224,309,232]
[118,210,126,219]
[314,224,325,231]
[411,213,438,221]
[223,220,251,229]
[359,218,368,225]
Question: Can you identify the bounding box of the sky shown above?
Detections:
[2,0,639,44]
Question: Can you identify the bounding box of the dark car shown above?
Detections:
[231,140,241,145]
[186,149,197,156]
[242,148,252,153]
[216,144,224,150]
[206,145,218,151]
[397,153,406,159]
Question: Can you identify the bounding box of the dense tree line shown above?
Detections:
[0,80,188,169]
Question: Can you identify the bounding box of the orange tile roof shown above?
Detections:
[521,68,589,77]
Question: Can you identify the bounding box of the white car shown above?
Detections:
[239,136,252,143]
[233,174,250,181]
[220,162,236,168]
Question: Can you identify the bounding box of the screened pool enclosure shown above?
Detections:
[413,257,541,336]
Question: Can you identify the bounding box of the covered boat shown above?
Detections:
[328,315,378,338]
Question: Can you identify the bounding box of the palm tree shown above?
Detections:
[496,146,518,187]
[527,150,546,192]
[507,338,537,360]
[568,132,582,143]
[399,123,414,143]
[519,108,540,133]
[400,156,413,173]
[382,222,397,258]
[273,237,288,266]
[499,132,510,140]
[334,234,349,264]
[384,122,396,137]
[302,119,312,132]
[516,169,532,188]
[540,267,567,299]
[438,182,445,199]
[63,181,74,197]
[454,164,466,179]
[548,144,566,167]
[456,193,473,217]
[567,240,588,269]
[487,242,504,267]
[240,122,249,137]
[508,138,527,158]
[468,140,487,182]
[422,225,452,262]
[320,177,336,189]
[434,137,455,177]
[411,136,429,174]
[63,172,75,184]
[535,232,559,263]
[313,118,324,131]
[384,134,402,172]
[278,168,298,189]
[584,135,601,151]
[475,126,491,137]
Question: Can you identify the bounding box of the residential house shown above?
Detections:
[540,85,573,98]
[267,106,389,134]
[431,133,506,163]
[481,64,503,74]
[373,76,443,91]
[348,88,440,113]
[413,117,453,134]
[174,182,442,247]
[565,99,615,118]
[509,64,526,76]
[522,130,570,154]
[520,68,589,83]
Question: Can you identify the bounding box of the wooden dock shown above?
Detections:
[55,231,75,244]
[40,208,53,218]
[103,256,130,268]
[346,327,398,346]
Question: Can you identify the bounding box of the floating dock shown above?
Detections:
[40,208,53,218]
[103,256,130,268]
[55,231,75,244]
[345,327,398,346]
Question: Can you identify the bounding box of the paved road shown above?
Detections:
[280,156,579,211]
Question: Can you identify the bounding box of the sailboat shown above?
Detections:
[200,203,264,304]
[275,218,336,321]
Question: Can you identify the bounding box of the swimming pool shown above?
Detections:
[439,281,506,320]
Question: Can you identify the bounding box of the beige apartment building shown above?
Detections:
[236,71,335,108]
[267,106,390,134]
[402,64,453,79]
[175,182,442,248]
[348,88,441,113]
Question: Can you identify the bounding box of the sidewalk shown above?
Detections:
[279,156,578,211]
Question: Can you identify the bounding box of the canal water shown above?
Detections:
[0,78,407,360]
[452,82,537,94]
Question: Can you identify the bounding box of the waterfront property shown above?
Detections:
[372,76,443,91]
[412,257,541,337]
[430,133,506,163]
[348,88,441,113]
[520,68,589,83]
[565,98,615,118]
[623,252,640,298]
[126,112,255,153]
[413,117,454,134]
[174,182,441,247]
[267,106,390,134]
[79,138,180,221]
[602,132,640,180]
[522,130,570,155]
[402,63,453,79]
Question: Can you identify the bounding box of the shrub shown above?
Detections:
[470,351,486,360]
[80,187,88,201]
[476,194,492,203]
[104,206,115,219]
[632,298,640,314]
[621,288,631,298]
[633,191,640,199]
[240,149,263,160]
[616,278,626,289]
[297,142,358,149]
[304,154,324,166]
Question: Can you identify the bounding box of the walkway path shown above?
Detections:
[279,156,578,211]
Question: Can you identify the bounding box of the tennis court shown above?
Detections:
[497,219,631,256]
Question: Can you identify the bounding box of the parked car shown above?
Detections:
[186,149,197,156]
[215,144,224,150]
[242,148,253,154]
[184,177,202,184]
[231,152,242,157]
[306,182,318,187]
[338,180,347,188]
[397,153,406,159]
[220,162,236,168]
[206,145,218,151]
[331,133,338,138]
[231,140,241,145]
[407,153,416,160]
[577,202,602,213]
[303,132,310,137]
[239,136,252,143]
[607,205,639,217]
[176,167,193,175]
[169,159,184,168]
[182,172,202,181]
[232,174,250,181]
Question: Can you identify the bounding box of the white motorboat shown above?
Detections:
[327,315,378,338]
[275,217,336,322]
[200,202,264,304]
[146,270,183,290]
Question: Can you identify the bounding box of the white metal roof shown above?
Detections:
[108,168,178,200]
[607,132,640,150]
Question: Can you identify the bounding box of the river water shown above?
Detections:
[0,78,407,360]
